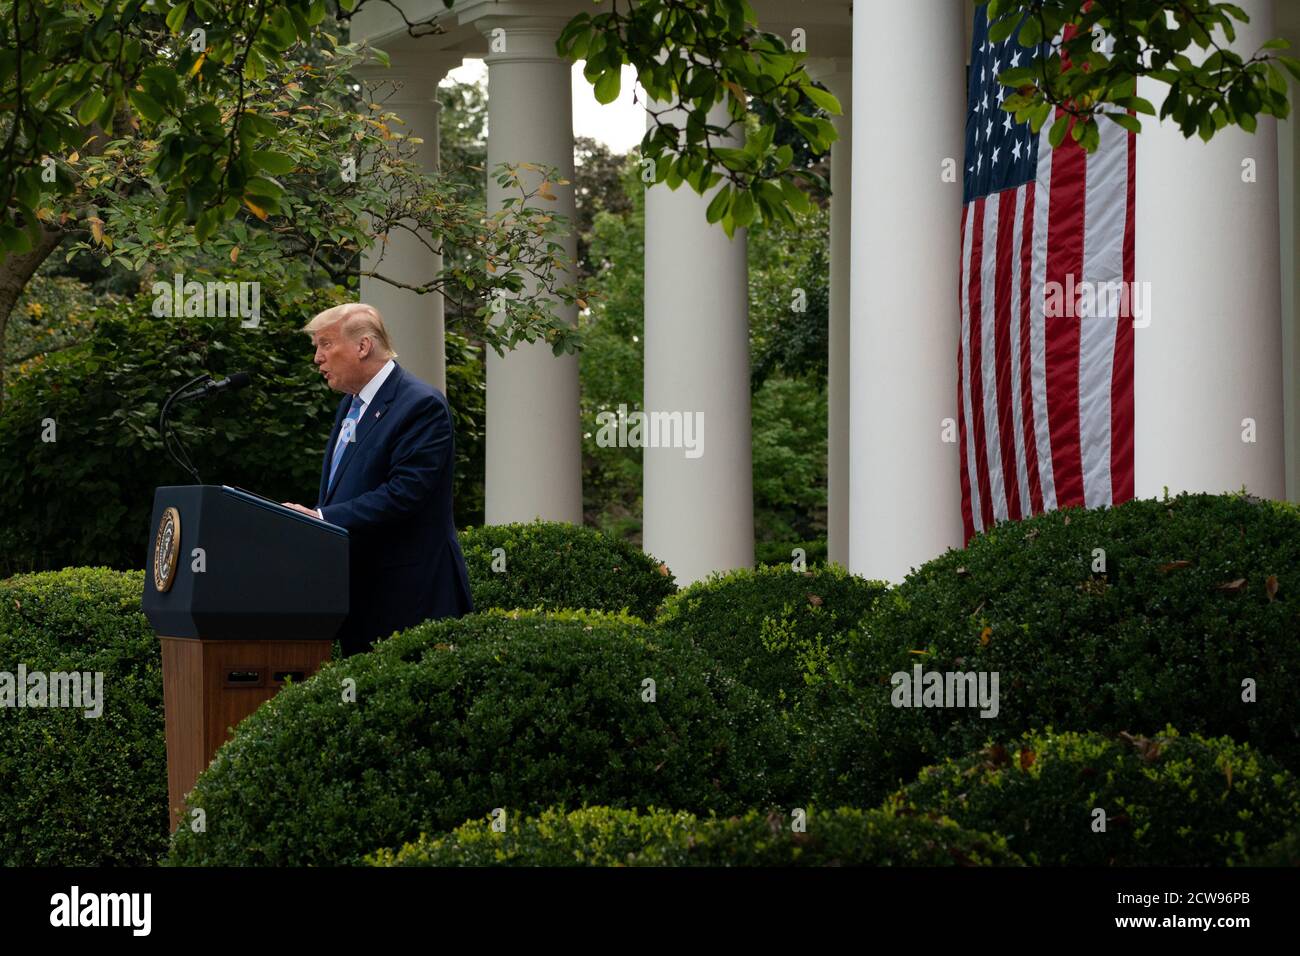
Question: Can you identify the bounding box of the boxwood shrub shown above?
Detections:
[657,564,887,711]
[809,493,1300,806]
[0,568,168,865]
[890,728,1300,866]
[459,521,677,619]
[1247,829,1300,866]
[167,609,792,866]
[369,804,1022,867]
[755,538,828,568]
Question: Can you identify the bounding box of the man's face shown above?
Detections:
[312,321,371,395]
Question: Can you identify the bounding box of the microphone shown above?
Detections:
[175,371,252,402]
[159,371,253,484]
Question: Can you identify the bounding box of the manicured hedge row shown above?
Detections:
[460,521,678,619]
[167,609,792,866]
[890,728,1300,866]
[657,564,886,712]
[369,804,1022,867]
[809,494,1300,806]
[0,568,168,865]
[1248,829,1300,866]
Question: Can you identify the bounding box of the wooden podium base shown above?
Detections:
[161,637,332,832]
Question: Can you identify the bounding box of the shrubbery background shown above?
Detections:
[2,498,1298,867]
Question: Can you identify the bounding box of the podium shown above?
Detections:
[142,485,349,831]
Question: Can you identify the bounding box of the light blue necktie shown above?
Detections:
[327,395,364,491]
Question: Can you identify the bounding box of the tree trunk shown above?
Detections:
[0,224,66,414]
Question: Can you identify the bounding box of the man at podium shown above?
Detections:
[282,302,473,656]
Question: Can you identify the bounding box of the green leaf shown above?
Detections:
[165,2,190,35]
[1048,114,1070,148]
[593,69,621,105]
[730,188,755,228]
[1019,15,1042,47]
[1113,96,1157,116]
[1105,112,1142,134]
[77,90,106,126]
[704,185,731,224]
[128,89,165,124]
[251,150,295,174]
[802,84,841,116]
[245,175,284,200]
[1278,56,1300,83]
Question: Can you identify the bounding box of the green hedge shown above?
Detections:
[167,609,792,866]
[657,564,886,711]
[369,804,1022,867]
[811,493,1300,806]
[460,521,677,620]
[755,538,828,568]
[0,568,168,865]
[890,728,1300,866]
[1247,829,1300,866]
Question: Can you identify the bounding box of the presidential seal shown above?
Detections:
[153,507,181,593]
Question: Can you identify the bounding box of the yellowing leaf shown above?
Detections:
[230,246,240,263]
[244,197,269,221]
[189,52,206,77]
[980,626,992,647]
[87,216,104,244]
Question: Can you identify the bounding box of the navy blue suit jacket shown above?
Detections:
[316,362,472,656]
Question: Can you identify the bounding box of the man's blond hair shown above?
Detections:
[302,303,397,359]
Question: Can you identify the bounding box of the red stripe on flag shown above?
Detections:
[958,209,975,541]
[1044,109,1086,510]
[1110,127,1136,503]
[993,189,1021,521]
[1019,179,1044,514]
[968,198,996,531]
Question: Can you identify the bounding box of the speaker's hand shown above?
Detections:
[281,502,322,519]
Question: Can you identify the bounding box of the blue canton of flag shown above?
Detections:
[963,8,1044,204]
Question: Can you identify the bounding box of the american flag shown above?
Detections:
[959,4,1135,540]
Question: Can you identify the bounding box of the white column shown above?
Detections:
[1280,9,1300,501]
[1283,107,1299,501]
[356,56,460,392]
[643,101,753,586]
[849,1,966,583]
[814,61,852,569]
[1135,0,1284,500]
[482,19,583,525]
